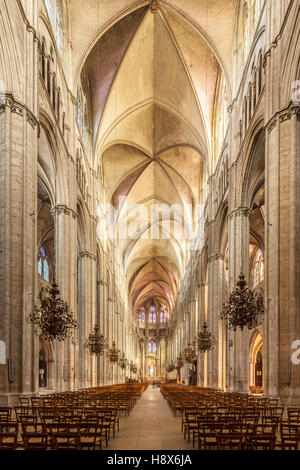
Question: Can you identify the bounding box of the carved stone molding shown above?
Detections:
[229,207,252,218]
[208,253,225,263]
[51,205,77,219]
[78,251,97,261]
[266,103,300,134]
[0,93,39,131]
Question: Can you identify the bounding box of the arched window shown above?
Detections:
[139,307,145,323]
[38,246,50,282]
[56,1,64,54]
[47,58,51,95]
[41,40,46,81]
[148,340,157,353]
[253,249,264,287]
[77,87,81,130]
[83,106,87,143]
[160,307,167,323]
[149,305,156,323]
[39,348,48,388]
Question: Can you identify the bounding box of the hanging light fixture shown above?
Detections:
[220,272,266,331]
[166,363,175,373]
[176,353,184,370]
[183,342,198,364]
[107,341,121,363]
[28,282,78,342]
[118,352,128,370]
[130,361,138,374]
[195,322,216,352]
[84,325,108,355]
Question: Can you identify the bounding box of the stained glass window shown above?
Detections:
[38,246,50,282]
[253,249,264,287]
[138,307,145,323]
[148,340,157,353]
[160,307,167,323]
[149,305,156,323]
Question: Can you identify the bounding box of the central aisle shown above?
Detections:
[108,386,194,450]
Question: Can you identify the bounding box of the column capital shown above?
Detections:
[78,251,97,261]
[51,204,78,219]
[229,207,252,218]
[208,253,225,263]
[0,93,39,131]
[266,102,300,134]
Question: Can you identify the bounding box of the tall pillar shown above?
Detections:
[52,205,77,392]
[265,106,300,403]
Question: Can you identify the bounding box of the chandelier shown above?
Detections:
[130,361,138,374]
[195,322,216,352]
[107,341,121,363]
[220,272,266,331]
[166,363,175,373]
[183,342,198,364]
[118,353,128,370]
[84,325,108,355]
[28,282,78,341]
[176,353,184,370]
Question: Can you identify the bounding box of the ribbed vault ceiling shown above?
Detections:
[79,2,233,318]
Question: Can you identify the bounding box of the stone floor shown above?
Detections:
[108,386,194,450]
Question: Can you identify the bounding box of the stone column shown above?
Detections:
[265,106,300,403]
[52,205,77,392]
[228,207,252,392]
[0,93,39,404]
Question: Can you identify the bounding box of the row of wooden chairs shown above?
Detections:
[0,383,147,450]
[161,385,300,450]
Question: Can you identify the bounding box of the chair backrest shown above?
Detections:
[255,424,277,436]
[0,408,11,422]
[21,423,46,434]
[288,408,300,422]
[19,397,30,406]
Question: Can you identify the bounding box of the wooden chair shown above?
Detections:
[248,435,276,450]
[217,434,244,450]
[77,430,98,450]
[0,423,18,450]
[183,411,198,442]
[22,432,48,450]
[196,422,223,450]
[52,432,79,450]
[278,423,300,450]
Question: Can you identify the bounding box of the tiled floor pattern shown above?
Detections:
[108,386,194,450]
